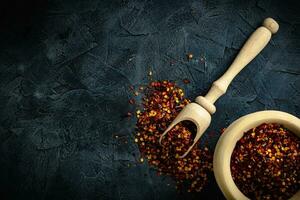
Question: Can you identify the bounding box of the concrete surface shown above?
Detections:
[0,0,299,199]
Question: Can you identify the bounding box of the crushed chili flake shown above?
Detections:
[129,85,134,91]
[139,86,144,91]
[129,98,135,105]
[183,78,190,84]
[135,80,212,192]
[126,112,132,117]
[231,123,300,200]
[187,53,193,60]
[221,128,226,134]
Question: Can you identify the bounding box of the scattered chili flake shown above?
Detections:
[183,78,190,84]
[139,86,144,91]
[129,85,134,91]
[129,98,135,105]
[126,112,132,117]
[221,128,226,134]
[135,80,212,192]
[187,53,193,60]
[231,123,300,200]
[140,157,144,163]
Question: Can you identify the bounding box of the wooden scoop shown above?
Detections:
[159,18,279,158]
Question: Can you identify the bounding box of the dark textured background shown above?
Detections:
[0,0,299,199]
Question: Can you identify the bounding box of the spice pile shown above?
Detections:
[134,81,213,192]
[231,123,300,200]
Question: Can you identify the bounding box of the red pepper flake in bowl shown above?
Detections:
[135,80,212,192]
[231,123,300,200]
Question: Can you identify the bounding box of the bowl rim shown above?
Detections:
[213,110,300,200]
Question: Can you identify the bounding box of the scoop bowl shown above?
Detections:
[159,102,211,158]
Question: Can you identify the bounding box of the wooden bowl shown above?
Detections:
[213,110,300,200]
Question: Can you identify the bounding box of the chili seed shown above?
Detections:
[231,123,300,199]
[187,53,193,60]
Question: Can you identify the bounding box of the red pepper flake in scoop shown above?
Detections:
[135,80,212,192]
[231,123,300,200]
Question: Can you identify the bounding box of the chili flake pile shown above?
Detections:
[134,81,213,192]
[231,123,300,200]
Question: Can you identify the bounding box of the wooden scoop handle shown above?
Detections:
[196,18,279,114]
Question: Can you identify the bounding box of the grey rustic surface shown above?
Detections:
[0,0,299,199]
